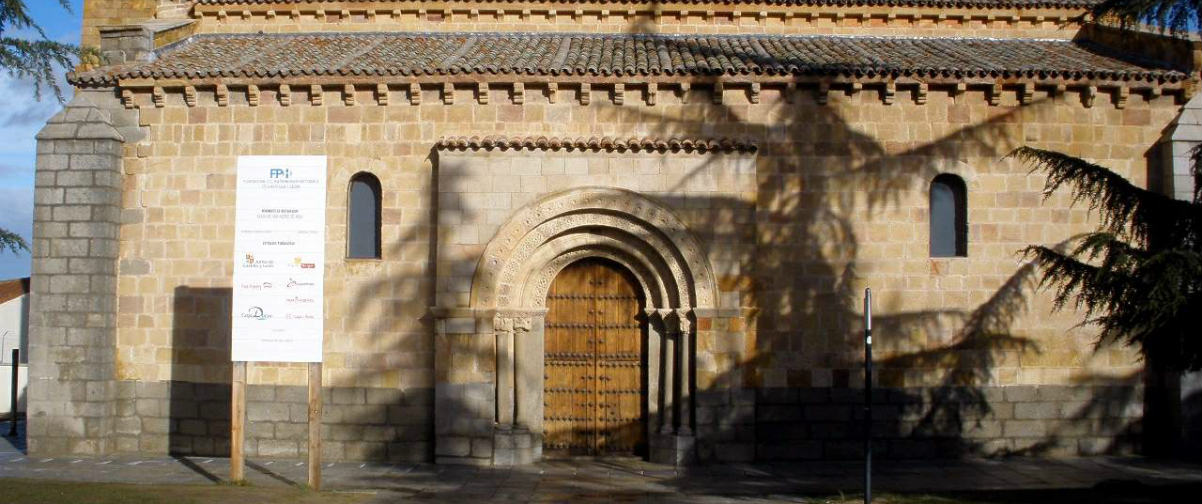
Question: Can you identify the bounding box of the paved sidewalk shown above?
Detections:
[2,422,1200,503]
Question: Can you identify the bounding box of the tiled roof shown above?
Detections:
[195,0,1102,8]
[72,32,1185,86]
[0,278,29,305]
[437,135,758,152]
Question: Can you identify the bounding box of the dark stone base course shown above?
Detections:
[115,380,433,463]
[109,381,1141,463]
[754,385,1143,460]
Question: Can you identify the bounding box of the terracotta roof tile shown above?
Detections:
[195,0,1102,8]
[0,278,29,305]
[71,32,1186,86]
[437,135,758,152]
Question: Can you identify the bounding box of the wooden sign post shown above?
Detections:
[308,362,322,490]
[229,156,327,490]
[230,361,246,483]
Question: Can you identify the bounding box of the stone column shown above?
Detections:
[676,308,693,436]
[657,308,676,434]
[26,93,131,455]
[493,312,536,465]
[494,315,516,428]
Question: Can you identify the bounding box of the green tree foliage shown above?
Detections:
[1091,0,1202,34]
[0,0,76,101]
[1012,147,1202,372]
[1,0,81,256]
[0,228,28,255]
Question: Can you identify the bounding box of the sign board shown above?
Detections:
[231,156,327,362]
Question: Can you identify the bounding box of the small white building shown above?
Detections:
[1,278,28,420]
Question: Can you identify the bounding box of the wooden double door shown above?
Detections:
[543,258,647,456]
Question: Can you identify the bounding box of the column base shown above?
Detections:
[649,433,696,466]
[493,428,540,465]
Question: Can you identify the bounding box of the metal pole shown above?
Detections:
[864,289,872,504]
[8,349,18,437]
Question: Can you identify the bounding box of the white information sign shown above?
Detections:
[231,156,327,362]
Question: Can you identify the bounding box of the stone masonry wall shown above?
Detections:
[113,381,432,461]
[756,385,1142,459]
[26,94,128,455]
[63,75,1182,461]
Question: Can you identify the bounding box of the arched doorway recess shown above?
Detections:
[470,187,718,465]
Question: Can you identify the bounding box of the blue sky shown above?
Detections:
[0,0,84,280]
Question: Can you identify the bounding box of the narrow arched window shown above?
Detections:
[930,174,967,257]
[347,173,381,259]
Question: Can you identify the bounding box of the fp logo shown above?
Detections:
[269,168,292,179]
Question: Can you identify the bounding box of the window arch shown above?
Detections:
[347,172,381,259]
[929,174,967,257]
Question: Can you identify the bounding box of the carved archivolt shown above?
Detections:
[471,187,717,311]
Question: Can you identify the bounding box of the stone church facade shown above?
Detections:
[26,0,1201,464]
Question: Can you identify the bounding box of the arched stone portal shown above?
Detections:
[455,187,718,465]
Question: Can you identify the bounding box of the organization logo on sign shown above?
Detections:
[243,253,275,269]
[286,296,316,304]
[269,168,292,179]
[287,278,315,288]
[240,306,271,321]
[292,256,316,269]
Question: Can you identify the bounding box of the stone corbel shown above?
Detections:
[580,83,591,105]
[713,82,724,104]
[816,82,830,105]
[248,85,260,107]
[215,84,229,107]
[310,84,323,106]
[121,89,135,109]
[478,82,489,104]
[376,83,388,105]
[749,82,760,104]
[882,81,895,105]
[409,82,421,105]
[280,84,292,106]
[1083,85,1097,108]
[442,82,454,105]
[952,82,966,102]
[613,83,625,106]
[265,10,276,20]
[512,82,525,105]
[1115,86,1129,109]
[987,83,1002,106]
[343,84,356,106]
[646,82,657,106]
[679,82,690,104]
[184,86,197,107]
[849,81,862,96]
[547,82,558,104]
[915,82,928,105]
[1019,83,1034,105]
[152,86,165,108]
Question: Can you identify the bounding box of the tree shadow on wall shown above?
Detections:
[168,286,232,458]
[318,10,1163,468]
